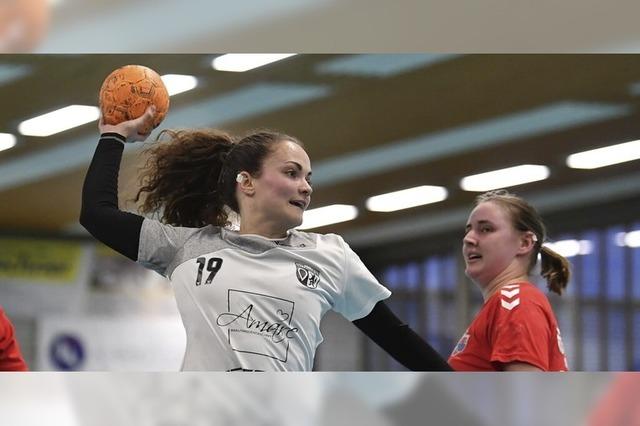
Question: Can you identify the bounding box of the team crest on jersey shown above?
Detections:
[451,332,470,356]
[295,262,320,289]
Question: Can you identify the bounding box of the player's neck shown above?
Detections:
[239,217,288,239]
[481,266,528,302]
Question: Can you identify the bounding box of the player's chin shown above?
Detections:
[464,265,481,281]
[286,211,304,230]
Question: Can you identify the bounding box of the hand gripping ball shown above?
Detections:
[99,64,170,134]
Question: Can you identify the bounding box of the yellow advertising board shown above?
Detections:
[0,238,82,283]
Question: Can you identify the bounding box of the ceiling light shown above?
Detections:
[460,164,550,192]
[615,230,640,248]
[161,74,198,96]
[212,54,296,72]
[566,139,640,169]
[298,205,358,230]
[366,185,448,212]
[544,239,593,257]
[18,105,100,137]
[0,134,17,152]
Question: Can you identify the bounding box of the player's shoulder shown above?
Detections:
[517,281,550,303]
[193,224,223,237]
[493,282,549,313]
[291,230,343,247]
[289,231,348,264]
[146,220,225,250]
[184,225,228,247]
[142,218,218,234]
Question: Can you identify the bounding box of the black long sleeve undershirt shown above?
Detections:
[80,134,452,371]
[354,301,452,371]
[80,133,143,260]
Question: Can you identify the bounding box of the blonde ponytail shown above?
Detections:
[540,245,571,295]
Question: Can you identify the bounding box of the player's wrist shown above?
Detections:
[100,132,127,144]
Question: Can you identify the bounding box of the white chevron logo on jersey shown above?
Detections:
[500,284,520,310]
[501,298,520,310]
[501,288,520,298]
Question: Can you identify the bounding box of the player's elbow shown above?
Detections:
[79,202,99,235]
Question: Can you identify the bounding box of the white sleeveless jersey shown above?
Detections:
[137,219,391,371]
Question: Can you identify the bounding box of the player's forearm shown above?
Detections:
[378,324,452,371]
[353,301,452,371]
[80,133,143,260]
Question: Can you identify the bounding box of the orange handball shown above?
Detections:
[99,65,170,134]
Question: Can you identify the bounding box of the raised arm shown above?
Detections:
[79,107,155,260]
[353,301,453,371]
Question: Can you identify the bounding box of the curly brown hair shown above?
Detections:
[134,129,302,228]
[475,189,570,295]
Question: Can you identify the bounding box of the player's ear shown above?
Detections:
[236,172,255,195]
[517,231,536,255]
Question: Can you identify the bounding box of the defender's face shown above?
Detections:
[462,201,523,287]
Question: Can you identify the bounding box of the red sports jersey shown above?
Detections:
[0,308,28,371]
[448,282,568,371]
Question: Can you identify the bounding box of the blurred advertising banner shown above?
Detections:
[0,238,90,316]
[0,238,82,282]
[36,315,185,371]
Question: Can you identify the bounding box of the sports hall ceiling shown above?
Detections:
[1,54,640,251]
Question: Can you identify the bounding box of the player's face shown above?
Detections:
[253,140,313,231]
[462,201,524,287]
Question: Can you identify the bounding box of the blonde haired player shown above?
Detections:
[449,190,569,371]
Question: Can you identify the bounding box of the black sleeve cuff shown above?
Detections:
[100,132,126,143]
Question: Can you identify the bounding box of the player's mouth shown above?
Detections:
[466,252,482,262]
[289,200,306,211]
